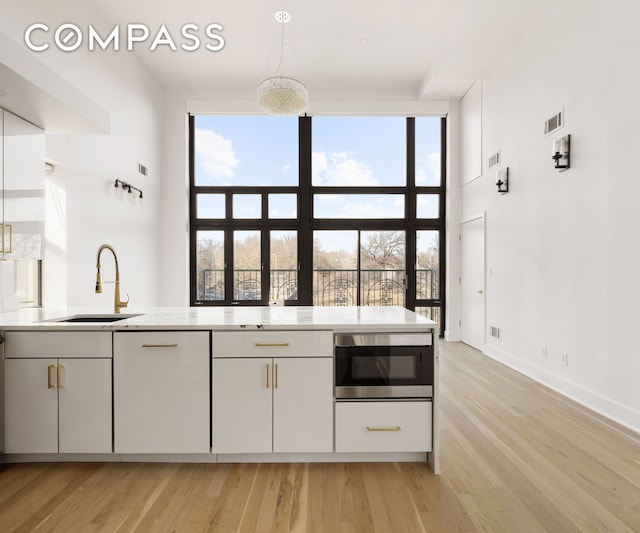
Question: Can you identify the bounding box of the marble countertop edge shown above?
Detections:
[0,306,438,334]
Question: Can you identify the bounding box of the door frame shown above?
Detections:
[459,212,485,350]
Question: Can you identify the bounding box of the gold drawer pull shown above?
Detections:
[266,363,270,389]
[366,426,402,432]
[48,364,56,389]
[255,342,290,347]
[142,343,179,348]
[275,363,279,389]
[1,224,13,254]
[57,364,65,389]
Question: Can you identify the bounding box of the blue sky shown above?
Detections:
[194,115,441,220]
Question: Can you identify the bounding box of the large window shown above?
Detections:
[190,115,445,329]
[194,116,298,186]
[312,116,406,187]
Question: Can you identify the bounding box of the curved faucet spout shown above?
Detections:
[95,244,129,313]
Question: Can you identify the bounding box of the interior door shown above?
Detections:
[460,215,485,350]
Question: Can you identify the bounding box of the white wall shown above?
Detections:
[445,101,461,341]
[460,0,640,431]
[0,0,163,310]
[459,81,482,185]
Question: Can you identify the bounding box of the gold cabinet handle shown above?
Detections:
[266,363,270,389]
[141,343,179,348]
[366,426,402,432]
[255,342,290,347]
[1,224,12,254]
[275,363,279,389]
[48,364,56,389]
[57,364,65,389]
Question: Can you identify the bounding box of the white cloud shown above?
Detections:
[338,201,403,219]
[195,128,238,184]
[312,151,377,186]
[313,151,328,177]
[315,194,345,203]
[315,194,404,218]
[416,152,440,185]
[269,207,297,218]
[282,163,291,174]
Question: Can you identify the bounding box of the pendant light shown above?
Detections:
[257,10,308,116]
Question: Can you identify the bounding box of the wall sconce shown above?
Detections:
[114,178,143,199]
[496,167,509,194]
[552,134,570,171]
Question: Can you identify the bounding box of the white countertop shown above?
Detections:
[0,306,437,333]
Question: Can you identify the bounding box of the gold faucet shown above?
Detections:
[95,244,129,313]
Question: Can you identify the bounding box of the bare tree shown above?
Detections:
[196,237,224,271]
[233,234,261,269]
[271,234,297,270]
[416,232,439,299]
[313,238,357,270]
[361,231,405,269]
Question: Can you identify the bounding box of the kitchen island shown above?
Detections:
[0,306,439,473]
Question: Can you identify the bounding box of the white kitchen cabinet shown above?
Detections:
[4,358,57,453]
[5,331,112,357]
[0,109,45,259]
[272,357,333,453]
[212,358,272,453]
[114,331,210,454]
[212,330,333,455]
[58,358,113,453]
[213,356,333,454]
[3,331,113,454]
[213,330,333,358]
[335,400,432,453]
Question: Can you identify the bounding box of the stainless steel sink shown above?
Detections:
[46,314,142,323]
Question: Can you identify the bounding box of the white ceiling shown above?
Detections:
[87,0,555,101]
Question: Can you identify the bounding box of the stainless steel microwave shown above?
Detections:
[334,333,434,400]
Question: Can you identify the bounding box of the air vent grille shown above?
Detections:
[138,162,148,177]
[544,111,563,135]
[488,152,501,168]
[490,326,501,340]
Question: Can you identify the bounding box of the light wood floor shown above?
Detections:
[1,341,639,532]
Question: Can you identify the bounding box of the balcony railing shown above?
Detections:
[197,268,436,306]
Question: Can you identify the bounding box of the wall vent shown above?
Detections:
[490,326,501,340]
[137,162,149,177]
[544,110,563,135]
[488,152,501,168]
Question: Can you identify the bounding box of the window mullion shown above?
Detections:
[298,115,313,305]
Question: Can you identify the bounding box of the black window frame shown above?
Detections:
[189,115,446,332]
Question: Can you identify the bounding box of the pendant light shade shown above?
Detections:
[258,11,308,116]
[257,76,308,116]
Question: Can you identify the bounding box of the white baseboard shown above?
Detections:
[483,345,640,434]
[0,451,429,465]
[0,453,217,464]
[216,452,428,464]
[444,330,460,342]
